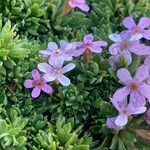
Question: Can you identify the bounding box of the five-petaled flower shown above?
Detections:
[110,96,146,127]
[74,34,107,57]
[109,32,150,57]
[39,40,75,66]
[24,69,53,98]
[38,63,76,86]
[123,16,150,40]
[68,0,90,12]
[113,65,150,103]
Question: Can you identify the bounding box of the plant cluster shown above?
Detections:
[0,0,150,150]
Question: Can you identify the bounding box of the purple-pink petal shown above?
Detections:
[89,46,102,53]
[113,87,130,102]
[31,87,41,98]
[73,47,85,57]
[123,16,136,29]
[138,17,150,30]
[49,57,64,67]
[84,34,94,43]
[77,3,90,11]
[130,92,146,106]
[109,34,121,42]
[109,55,118,70]
[106,117,123,129]
[115,114,128,126]
[38,63,52,74]
[130,44,150,55]
[41,84,53,94]
[117,68,132,85]
[109,44,119,55]
[142,30,150,40]
[134,65,149,82]
[58,75,70,86]
[62,63,76,73]
[44,74,55,82]
[47,42,58,51]
[138,84,150,100]
[32,69,40,80]
[92,41,107,47]
[24,79,33,88]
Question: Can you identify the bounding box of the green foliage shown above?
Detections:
[32,117,92,150]
[0,108,28,150]
[0,0,150,150]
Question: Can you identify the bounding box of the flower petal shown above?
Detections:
[128,105,146,115]
[84,34,94,43]
[73,48,85,57]
[109,44,119,55]
[130,33,143,41]
[89,46,102,53]
[47,42,58,51]
[138,84,150,100]
[134,65,149,82]
[110,98,121,112]
[109,55,118,70]
[113,87,130,102]
[130,44,150,55]
[138,17,150,30]
[109,34,121,42]
[142,30,150,40]
[117,68,133,85]
[58,75,70,86]
[62,63,76,73]
[31,87,41,98]
[32,69,40,80]
[92,41,107,47]
[41,84,53,94]
[106,117,123,129]
[125,50,132,65]
[123,16,136,29]
[24,80,33,88]
[59,40,68,49]
[44,74,55,82]
[49,57,64,67]
[39,50,51,56]
[130,92,146,106]
[77,3,90,11]
[38,63,52,74]
[115,114,128,126]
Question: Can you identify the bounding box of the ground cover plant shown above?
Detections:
[0,0,150,150]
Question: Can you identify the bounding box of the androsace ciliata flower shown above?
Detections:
[38,62,76,86]
[123,16,150,40]
[113,65,150,102]
[24,69,53,98]
[39,40,75,66]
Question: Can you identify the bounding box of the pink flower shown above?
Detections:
[39,41,75,66]
[68,0,90,12]
[110,96,146,126]
[123,16,150,40]
[113,65,150,102]
[38,63,76,86]
[74,34,107,56]
[24,69,53,98]
[109,32,150,56]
